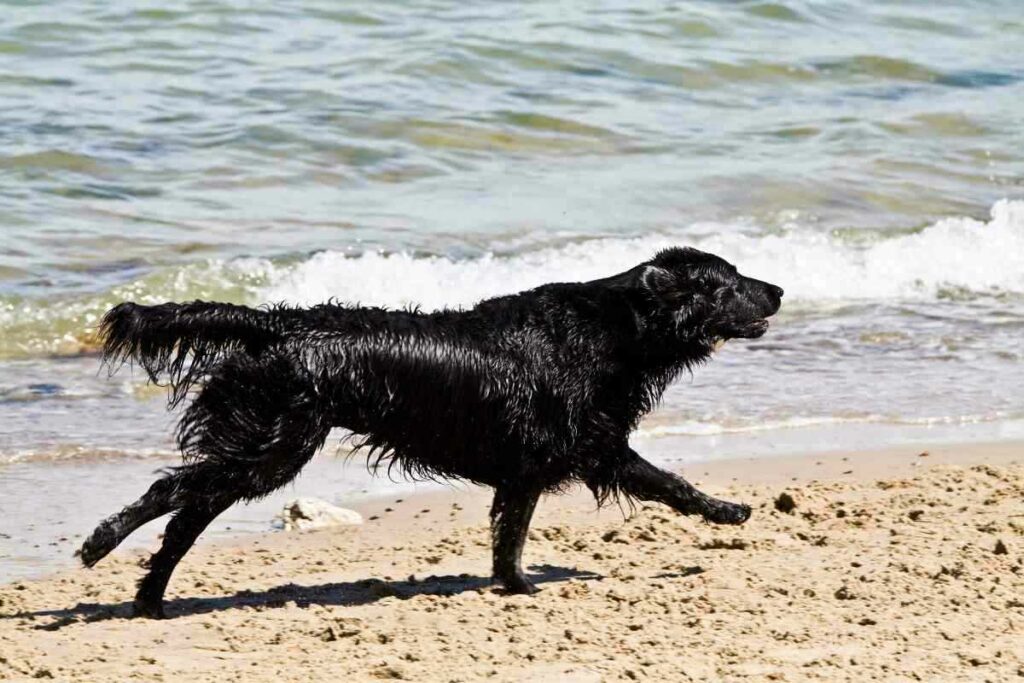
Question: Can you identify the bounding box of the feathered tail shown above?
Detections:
[99,301,291,405]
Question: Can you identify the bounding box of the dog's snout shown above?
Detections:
[758,282,783,316]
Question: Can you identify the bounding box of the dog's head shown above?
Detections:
[637,247,783,343]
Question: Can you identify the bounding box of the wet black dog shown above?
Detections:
[79,247,782,618]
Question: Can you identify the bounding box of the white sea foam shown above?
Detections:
[258,199,1024,307]
[633,411,1024,439]
[3,200,1020,360]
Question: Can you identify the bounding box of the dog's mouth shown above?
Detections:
[709,319,768,348]
[731,318,770,339]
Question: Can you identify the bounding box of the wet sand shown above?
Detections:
[1,441,1022,681]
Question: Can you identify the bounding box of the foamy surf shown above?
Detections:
[634,411,1024,440]
[1,200,1022,360]
[259,199,1024,308]
[0,445,180,466]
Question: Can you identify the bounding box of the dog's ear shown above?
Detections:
[641,266,676,297]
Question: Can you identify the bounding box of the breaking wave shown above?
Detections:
[260,199,1024,307]
[1,199,1022,358]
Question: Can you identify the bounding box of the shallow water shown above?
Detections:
[1,1,1023,578]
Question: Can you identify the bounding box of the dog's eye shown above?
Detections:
[693,275,716,290]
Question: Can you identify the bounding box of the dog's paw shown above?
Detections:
[494,572,540,595]
[132,597,167,620]
[701,501,751,526]
[77,539,106,568]
[78,522,122,567]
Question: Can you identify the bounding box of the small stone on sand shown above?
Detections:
[774,492,797,514]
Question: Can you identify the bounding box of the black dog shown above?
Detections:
[79,247,782,618]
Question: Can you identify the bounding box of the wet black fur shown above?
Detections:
[79,247,783,617]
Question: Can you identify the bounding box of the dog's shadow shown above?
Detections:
[17,563,629,631]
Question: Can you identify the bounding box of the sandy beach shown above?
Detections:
[1,441,1021,682]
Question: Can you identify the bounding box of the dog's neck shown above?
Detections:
[623,292,716,371]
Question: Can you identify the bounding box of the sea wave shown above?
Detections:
[634,411,1024,439]
[260,199,1024,307]
[0,445,179,466]
[1,199,1021,359]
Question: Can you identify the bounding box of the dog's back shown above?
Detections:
[99,285,625,483]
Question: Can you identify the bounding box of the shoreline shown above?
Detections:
[1,430,1022,583]
[1,439,1022,681]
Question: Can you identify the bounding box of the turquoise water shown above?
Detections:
[2,0,1024,579]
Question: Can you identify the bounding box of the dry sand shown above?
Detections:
[1,442,1022,682]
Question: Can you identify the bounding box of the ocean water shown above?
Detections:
[1,1,1023,577]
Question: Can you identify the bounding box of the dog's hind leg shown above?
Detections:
[131,451,326,619]
[78,475,180,568]
[607,448,750,525]
[128,352,330,618]
[490,485,542,595]
[133,495,232,618]
[130,450,326,618]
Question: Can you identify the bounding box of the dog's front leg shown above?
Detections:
[489,485,541,594]
[616,448,750,525]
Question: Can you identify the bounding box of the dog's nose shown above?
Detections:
[770,285,784,300]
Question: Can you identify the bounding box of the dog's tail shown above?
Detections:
[99,301,295,404]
